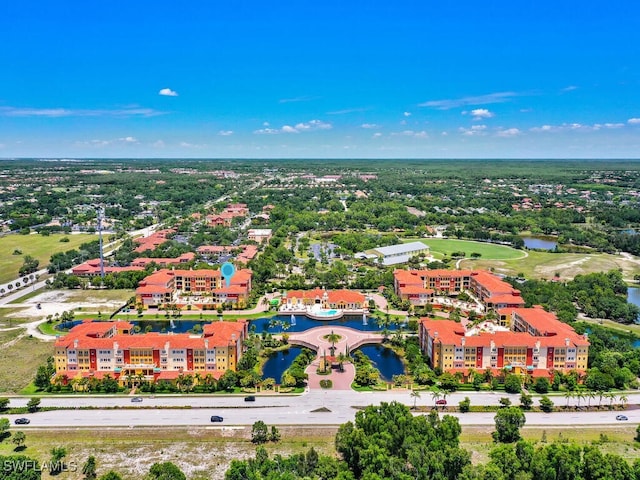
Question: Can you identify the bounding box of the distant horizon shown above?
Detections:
[2,157,640,162]
[1,2,639,158]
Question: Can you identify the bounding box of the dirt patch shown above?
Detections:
[9,427,339,480]
[5,289,127,320]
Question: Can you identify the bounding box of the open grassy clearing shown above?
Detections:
[409,238,526,260]
[579,316,640,337]
[0,427,337,480]
[0,425,638,479]
[0,306,31,323]
[0,336,52,394]
[0,233,95,284]
[0,328,23,345]
[464,250,640,281]
[461,425,640,465]
[62,289,134,303]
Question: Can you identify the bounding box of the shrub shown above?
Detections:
[320,379,333,389]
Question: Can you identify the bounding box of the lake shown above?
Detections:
[355,344,405,381]
[261,346,303,383]
[522,236,557,250]
[629,287,640,323]
[58,314,405,335]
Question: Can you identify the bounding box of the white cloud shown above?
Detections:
[254,119,332,134]
[561,85,578,92]
[531,122,627,133]
[253,128,280,135]
[152,140,165,148]
[496,128,521,137]
[0,106,165,118]
[218,130,234,136]
[628,118,640,125]
[459,125,487,136]
[74,139,111,147]
[361,123,379,129]
[392,130,428,138]
[179,141,205,148]
[74,136,138,147]
[594,123,624,129]
[403,111,412,117]
[301,120,332,130]
[420,91,518,109]
[159,88,178,97]
[327,107,368,115]
[469,108,494,120]
[372,132,383,138]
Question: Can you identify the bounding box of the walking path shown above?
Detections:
[288,326,383,390]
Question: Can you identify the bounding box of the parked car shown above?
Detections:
[210,415,224,422]
[131,396,143,403]
[435,399,447,405]
[14,418,30,425]
[244,395,256,402]
[616,415,628,421]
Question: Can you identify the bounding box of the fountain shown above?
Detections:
[170,318,176,329]
[362,313,368,326]
[290,314,296,326]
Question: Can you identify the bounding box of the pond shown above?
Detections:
[58,314,406,335]
[261,347,303,383]
[522,236,558,250]
[250,314,404,334]
[629,287,640,323]
[356,344,405,381]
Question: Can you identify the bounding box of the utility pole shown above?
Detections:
[98,206,105,283]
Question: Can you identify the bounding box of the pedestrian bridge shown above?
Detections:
[286,326,383,356]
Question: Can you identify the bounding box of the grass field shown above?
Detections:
[0,335,51,394]
[409,238,526,260]
[463,250,640,281]
[0,425,637,479]
[0,233,95,284]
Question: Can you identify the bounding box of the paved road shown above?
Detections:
[4,390,634,428]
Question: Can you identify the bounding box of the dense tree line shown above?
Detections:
[47,240,101,273]
[225,401,640,480]
[506,270,639,324]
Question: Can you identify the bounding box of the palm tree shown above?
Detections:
[574,391,585,409]
[324,331,341,357]
[410,389,421,410]
[587,391,596,409]
[619,394,628,410]
[430,387,443,407]
[606,392,617,409]
[564,391,574,408]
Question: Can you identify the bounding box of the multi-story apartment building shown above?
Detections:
[133,228,176,253]
[53,320,247,384]
[419,306,589,377]
[394,269,525,309]
[135,268,252,310]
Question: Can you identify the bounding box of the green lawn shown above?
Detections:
[0,335,52,394]
[408,238,526,260]
[0,233,96,284]
[464,250,640,281]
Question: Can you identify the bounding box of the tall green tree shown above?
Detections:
[493,407,526,443]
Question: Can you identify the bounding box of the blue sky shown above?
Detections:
[0,1,639,158]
